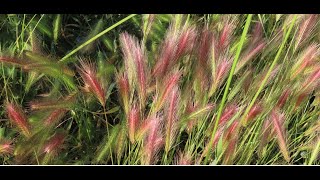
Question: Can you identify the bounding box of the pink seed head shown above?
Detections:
[0,140,14,155]
[0,56,29,68]
[143,116,163,165]
[246,103,263,123]
[77,60,105,106]
[117,72,130,114]
[197,28,214,66]
[120,32,148,105]
[165,86,180,152]
[296,15,318,48]
[295,91,309,108]
[186,102,198,133]
[155,71,182,111]
[44,109,68,127]
[43,133,66,156]
[252,22,263,44]
[176,152,192,165]
[224,121,240,142]
[240,42,265,67]
[214,59,231,85]
[212,127,224,148]
[128,105,140,144]
[291,44,319,80]
[219,104,238,126]
[270,109,290,162]
[174,26,197,61]
[152,32,177,77]
[6,102,31,138]
[302,66,320,90]
[277,89,292,109]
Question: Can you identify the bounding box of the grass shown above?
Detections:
[203,14,253,164]
[0,14,319,165]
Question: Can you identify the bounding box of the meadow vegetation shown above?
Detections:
[0,14,319,165]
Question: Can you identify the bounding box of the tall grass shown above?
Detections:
[0,14,319,165]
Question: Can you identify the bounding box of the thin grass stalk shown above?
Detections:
[59,14,137,63]
[203,14,253,164]
[308,137,320,165]
[239,15,297,126]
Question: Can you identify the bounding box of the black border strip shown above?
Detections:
[1,0,320,13]
[1,165,319,179]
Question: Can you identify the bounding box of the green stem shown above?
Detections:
[59,14,137,63]
[239,15,297,126]
[308,138,320,165]
[102,105,113,165]
[203,14,253,164]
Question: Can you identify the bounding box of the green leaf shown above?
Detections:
[53,14,62,44]
[106,106,120,114]
[95,125,120,163]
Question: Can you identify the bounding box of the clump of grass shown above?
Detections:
[0,14,319,165]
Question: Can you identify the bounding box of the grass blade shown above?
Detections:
[203,14,253,164]
[59,14,137,63]
[239,15,297,126]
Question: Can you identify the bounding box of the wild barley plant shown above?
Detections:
[0,14,319,165]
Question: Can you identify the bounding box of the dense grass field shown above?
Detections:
[0,14,319,165]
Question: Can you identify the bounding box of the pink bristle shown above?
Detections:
[257,65,281,88]
[42,133,66,156]
[277,89,291,108]
[6,102,31,138]
[197,28,213,66]
[117,72,130,115]
[219,104,238,126]
[176,152,192,165]
[119,32,138,89]
[236,21,265,74]
[239,42,265,69]
[224,121,239,142]
[174,26,197,61]
[155,71,181,111]
[259,118,272,154]
[28,95,75,111]
[165,86,180,152]
[152,31,177,77]
[212,127,224,148]
[223,122,240,164]
[214,59,231,86]
[135,44,147,106]
[143,14,155,36]
[119,32,136,69]
[186,102,198,133]
[128,105,140,144]
[295,91,309,108]
[302,66,320,90]
[77,60,105,106]
[219,24,230,49]
[271,109,290,162]
[44,109,68,127]
[291,44,319,80]
[223,134,238,164]
[218,19,236,51]
[0,139,14,155]
[136,118,152,140]
[143,116,163,165]
[245,103,263,124]
[251,22,263,44]
[119,32,148,105]
[296,15,318,48]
